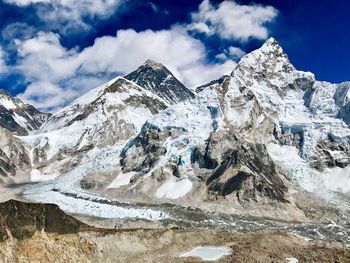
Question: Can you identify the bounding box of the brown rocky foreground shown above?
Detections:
[0,199,349,263]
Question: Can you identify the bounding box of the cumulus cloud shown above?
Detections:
[189,0,278,41]
[3,0,126,34]
[15,29,236,112]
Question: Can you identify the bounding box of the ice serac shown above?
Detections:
[0,89,51,135]
[124,60,195,104]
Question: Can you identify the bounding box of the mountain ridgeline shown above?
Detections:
[0,89,51,135]
[0,38,349,223]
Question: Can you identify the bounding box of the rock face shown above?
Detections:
[0,89,51,135]
[0,127,30,179]
[310,134,350,171]
[125,60,195,104]
[0,199,93,242]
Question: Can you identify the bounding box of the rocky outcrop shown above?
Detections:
[0,127,30,179]
[193,131,289,204]
[310,134,350,171]
[0,200,348,263]
[0,199,94,242]
[0,89,51,135]
[125,60,195,104]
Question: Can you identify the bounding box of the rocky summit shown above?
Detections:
[0,89,51,136]
[125,59,195,104]
[0,38,349,261]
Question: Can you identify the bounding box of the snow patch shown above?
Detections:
[155,177,192,199]
[320,167,350,194]
[107,171,136,189]
[286,258,299,263]
[30,169,57,182]
[0,97,17,110]
[180,246,231,261]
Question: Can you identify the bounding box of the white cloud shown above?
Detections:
[0,47,8,74]
[4,0,126,34]
[228,47,246,59]
[16,29,236,112]
[3,0,49,5]
[190,0,278,42]
[1,23,37,42]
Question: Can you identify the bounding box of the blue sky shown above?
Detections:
[0,0,349,112]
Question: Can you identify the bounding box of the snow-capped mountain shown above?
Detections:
[0,89,51,135]
[5,38,350,221]
[125,60,195,104]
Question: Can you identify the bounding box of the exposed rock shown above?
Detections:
[0,89,51,135]
[194,130,289,204]
[310,134,350,171]
[120,123,183,174]
[0,199,95,242]
[0,127,30,179]
[125,59,195,104]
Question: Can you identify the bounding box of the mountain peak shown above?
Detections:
[0,89,51,135]
[142,59,165,69]
[260,37,285,55]
[0,89,12,97]
[125,61,195,104]
[264,36,278,45]
[231,37,296,78]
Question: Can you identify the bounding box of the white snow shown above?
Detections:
[107,171,136,189]
[286,258,299,263]
[30,169,57,182]
[180,246,231,261]
[0,97,17,110]
[155,177,192,199]
[267,143,349,209]
[12,112,32,131]
[320,167,350,194]
[24,141,169,221]
[25,188,167,220]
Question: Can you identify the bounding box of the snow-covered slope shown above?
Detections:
[13,38,350,221]
[20,76,168,182]
[0,89,50,135]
